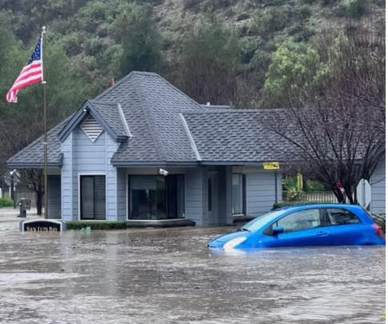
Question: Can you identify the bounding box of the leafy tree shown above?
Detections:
[112,3,162,76]
[0,19,26,107]
[262,41,326,108]
[0,35,86,213]
[265,25,385,203]
[178,22,240,105]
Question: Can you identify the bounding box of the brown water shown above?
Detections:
[0,227,385,323]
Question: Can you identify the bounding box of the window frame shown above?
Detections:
[78,173,106,221]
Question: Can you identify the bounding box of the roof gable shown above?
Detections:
[58,100,129,143]
[96,71,204,165]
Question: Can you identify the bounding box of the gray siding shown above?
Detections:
[217,166,233,225]
[116,168,127,221]
[48,175,61,219]
[371,160,385,214]
[105,133,119,221]
[61,126,119,221]
[61,133,73,221]
[185,167,207,226]
[184,166,232,226]
[246,171,282,217]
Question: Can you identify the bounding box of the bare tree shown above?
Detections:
[266,104,384,203]
[0,115,45,214]
[22,169,44,215]
[265,24,385,203]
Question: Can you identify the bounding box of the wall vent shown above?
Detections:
[80,115,103,142]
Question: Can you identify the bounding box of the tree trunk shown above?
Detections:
[332,187,345,203]
[36,185,43,216]
[36,192,42,216]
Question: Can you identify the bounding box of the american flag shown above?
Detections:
[6,37,43,103]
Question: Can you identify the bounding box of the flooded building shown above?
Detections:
[6,72,385,224]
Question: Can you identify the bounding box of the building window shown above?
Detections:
[80,175,106,220]
[232,173,246,215]
[129,175,185,220]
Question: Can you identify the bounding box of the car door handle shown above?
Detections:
[317,231,329,237]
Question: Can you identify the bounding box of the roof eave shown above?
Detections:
[6,161,63,169]
[111,161,200,167]
[7,153,64,170]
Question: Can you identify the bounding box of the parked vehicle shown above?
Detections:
[208,204,385,250]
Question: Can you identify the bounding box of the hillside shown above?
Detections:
[0,0,385,103]
[0,0,385,173]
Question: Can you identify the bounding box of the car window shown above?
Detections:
[274,209,321,233]
[241,210,285,232]
[326,208,360,225]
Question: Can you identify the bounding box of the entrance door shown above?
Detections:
[207,172,218,225]
[80,175,106,220]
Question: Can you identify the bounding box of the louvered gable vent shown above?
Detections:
[80,115,103,142]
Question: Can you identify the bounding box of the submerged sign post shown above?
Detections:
[20,219,66,232]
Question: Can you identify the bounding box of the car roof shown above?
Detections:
[276,203,363,212]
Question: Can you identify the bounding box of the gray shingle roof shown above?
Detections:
[7,71,297,168]
[97,72,202,165]
[7,116,73,168]
[182,109,295,163]
[89,100,129,138]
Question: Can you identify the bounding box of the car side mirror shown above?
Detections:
[273,226,284,236]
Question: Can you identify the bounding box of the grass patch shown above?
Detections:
[0,198,14,208]
[66,221,127,230]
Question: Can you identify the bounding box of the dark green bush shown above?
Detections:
[336,0,367,19]
[0,198,13,208]
[66,221,128,230]
[305,179,325,191]
[250,7,290,35]
[183,0,201,10]
[272,201,338,210]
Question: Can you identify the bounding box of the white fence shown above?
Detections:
[282,191,338,203]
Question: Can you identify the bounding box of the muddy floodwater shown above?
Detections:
[0,227,385,323]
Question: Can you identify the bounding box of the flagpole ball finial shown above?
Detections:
[42,26,46,33]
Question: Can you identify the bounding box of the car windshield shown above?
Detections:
[241,210,285,232]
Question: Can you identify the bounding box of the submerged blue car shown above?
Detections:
[208,204,385,250]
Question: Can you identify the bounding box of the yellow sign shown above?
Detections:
[263,162,280,170]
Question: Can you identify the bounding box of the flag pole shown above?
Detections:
[42,26,48,219]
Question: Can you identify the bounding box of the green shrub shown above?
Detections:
[66,221,127,230]
[183,0,201,10]
[272,201,338,210]
[305,179,325,191]
[336,0,367,19]
[250,7,290,35]
[0,198,13,208]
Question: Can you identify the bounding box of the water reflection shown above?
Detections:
[0,227,385,324]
